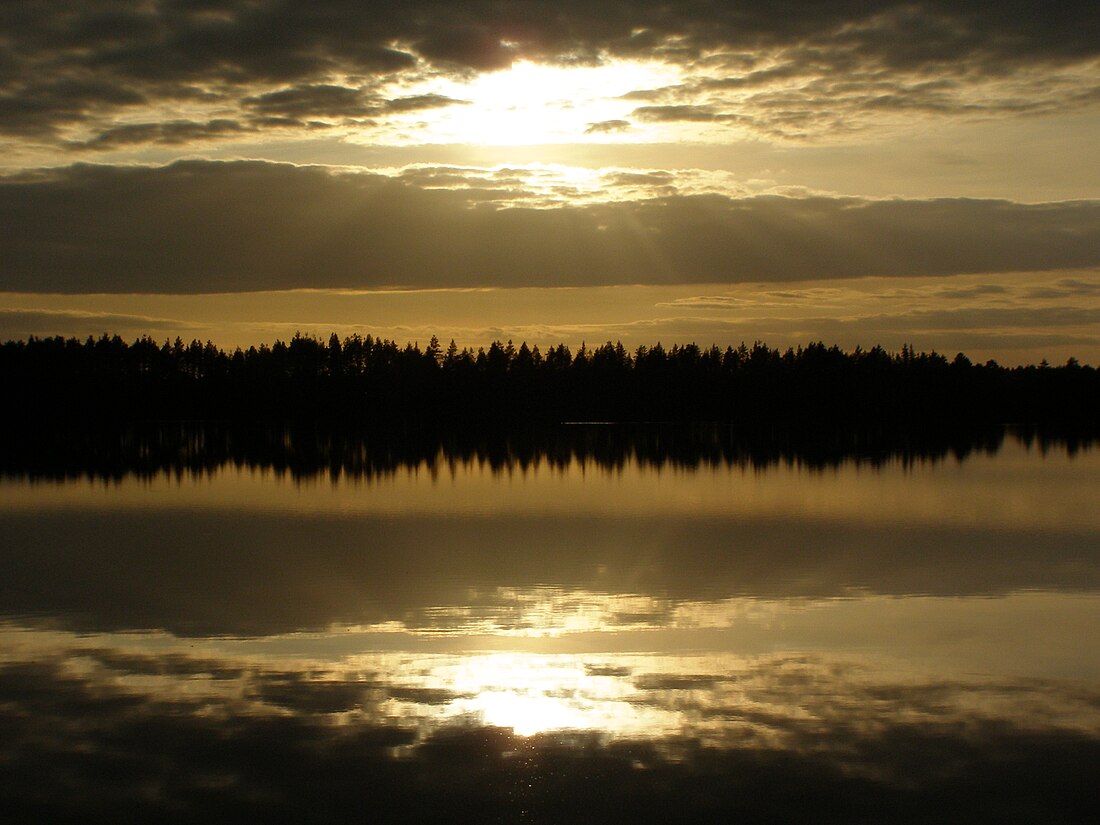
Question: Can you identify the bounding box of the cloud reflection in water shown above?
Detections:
[3,624,1100,821]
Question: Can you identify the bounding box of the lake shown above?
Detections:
[2,427,1098,822]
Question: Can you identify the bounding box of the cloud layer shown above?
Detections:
[2,160,1099,293]
[2,1,1098,148]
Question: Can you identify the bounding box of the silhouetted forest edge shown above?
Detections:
[3,332,1098,429]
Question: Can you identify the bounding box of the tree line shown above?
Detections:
[2,332,1097,428]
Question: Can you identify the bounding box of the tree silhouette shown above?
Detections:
[1,333,1097,430]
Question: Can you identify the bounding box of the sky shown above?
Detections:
[2,1,1099,364]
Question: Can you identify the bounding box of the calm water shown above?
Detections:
[2,431,1099,822]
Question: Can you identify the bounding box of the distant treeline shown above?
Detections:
[2,333,1098,428]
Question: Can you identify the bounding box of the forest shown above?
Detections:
[2,332,1097,429]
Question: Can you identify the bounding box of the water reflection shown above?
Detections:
[3,421,1077,482]
[1,430,1099,820]
[4,504,1100,636]
[4,623,1099,821]
[8,629,1095,747]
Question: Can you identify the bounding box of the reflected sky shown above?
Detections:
[2,437,1099,820]
[3,439,1099,637]
[5,619,1100,750]
[4,619,1100,821]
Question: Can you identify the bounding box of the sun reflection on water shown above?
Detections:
[467,690,590,736]
[416,653,677,738]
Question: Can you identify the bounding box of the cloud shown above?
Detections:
[254,675,377,715]
[241,87,470,125]
[0,307,200,341]
[656,296,753,309]
[634,673,725,690]
[930,283,1011,300]
[3,160,1100,293]
[1025,277,1100,299]
[70,118,255,151]
[243,84,375,118]
[599,169,676,191]
[585,119,632,134]
[632,105,746,124]
[82,649,245,681]
[1,2,1098,146]
[894,306,1100,330]
[413,24,517,71]
[382,94,469,113]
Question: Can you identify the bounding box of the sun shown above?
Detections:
[385,59,680,146]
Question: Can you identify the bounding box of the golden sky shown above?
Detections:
[2,1,1100,363]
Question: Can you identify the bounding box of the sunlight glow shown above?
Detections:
[385,59,681,145]
[436,653,671,737]
[471,690,591,736]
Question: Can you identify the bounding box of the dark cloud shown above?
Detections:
[656,295,752,309]
[0,308,181,327]
[705,74,1099,138]
[617,87,672,102]
[255,675,372,714]
[697,64,809,91]
[0,308,199,342]
[396,165,498,187]
[632,104,744,124]
[390,165,525,202]
[893,306,1100,330]
[0,78,147,137]
[413,25,517,71]
[634,673,726,690]
[243,84,373,118]
[600,169,675,187]
[1,2,1098,144]
[3,161,1100,293]
[72,118,254,150]
[585,119,631,134]
[382,93,469,113]
[387,686,461,705]
[1025,278,1100,299]
[81,649,245,680]
[931,283,1010,299]
[584,664,633,677]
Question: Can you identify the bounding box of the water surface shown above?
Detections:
[2,431,1098,821]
